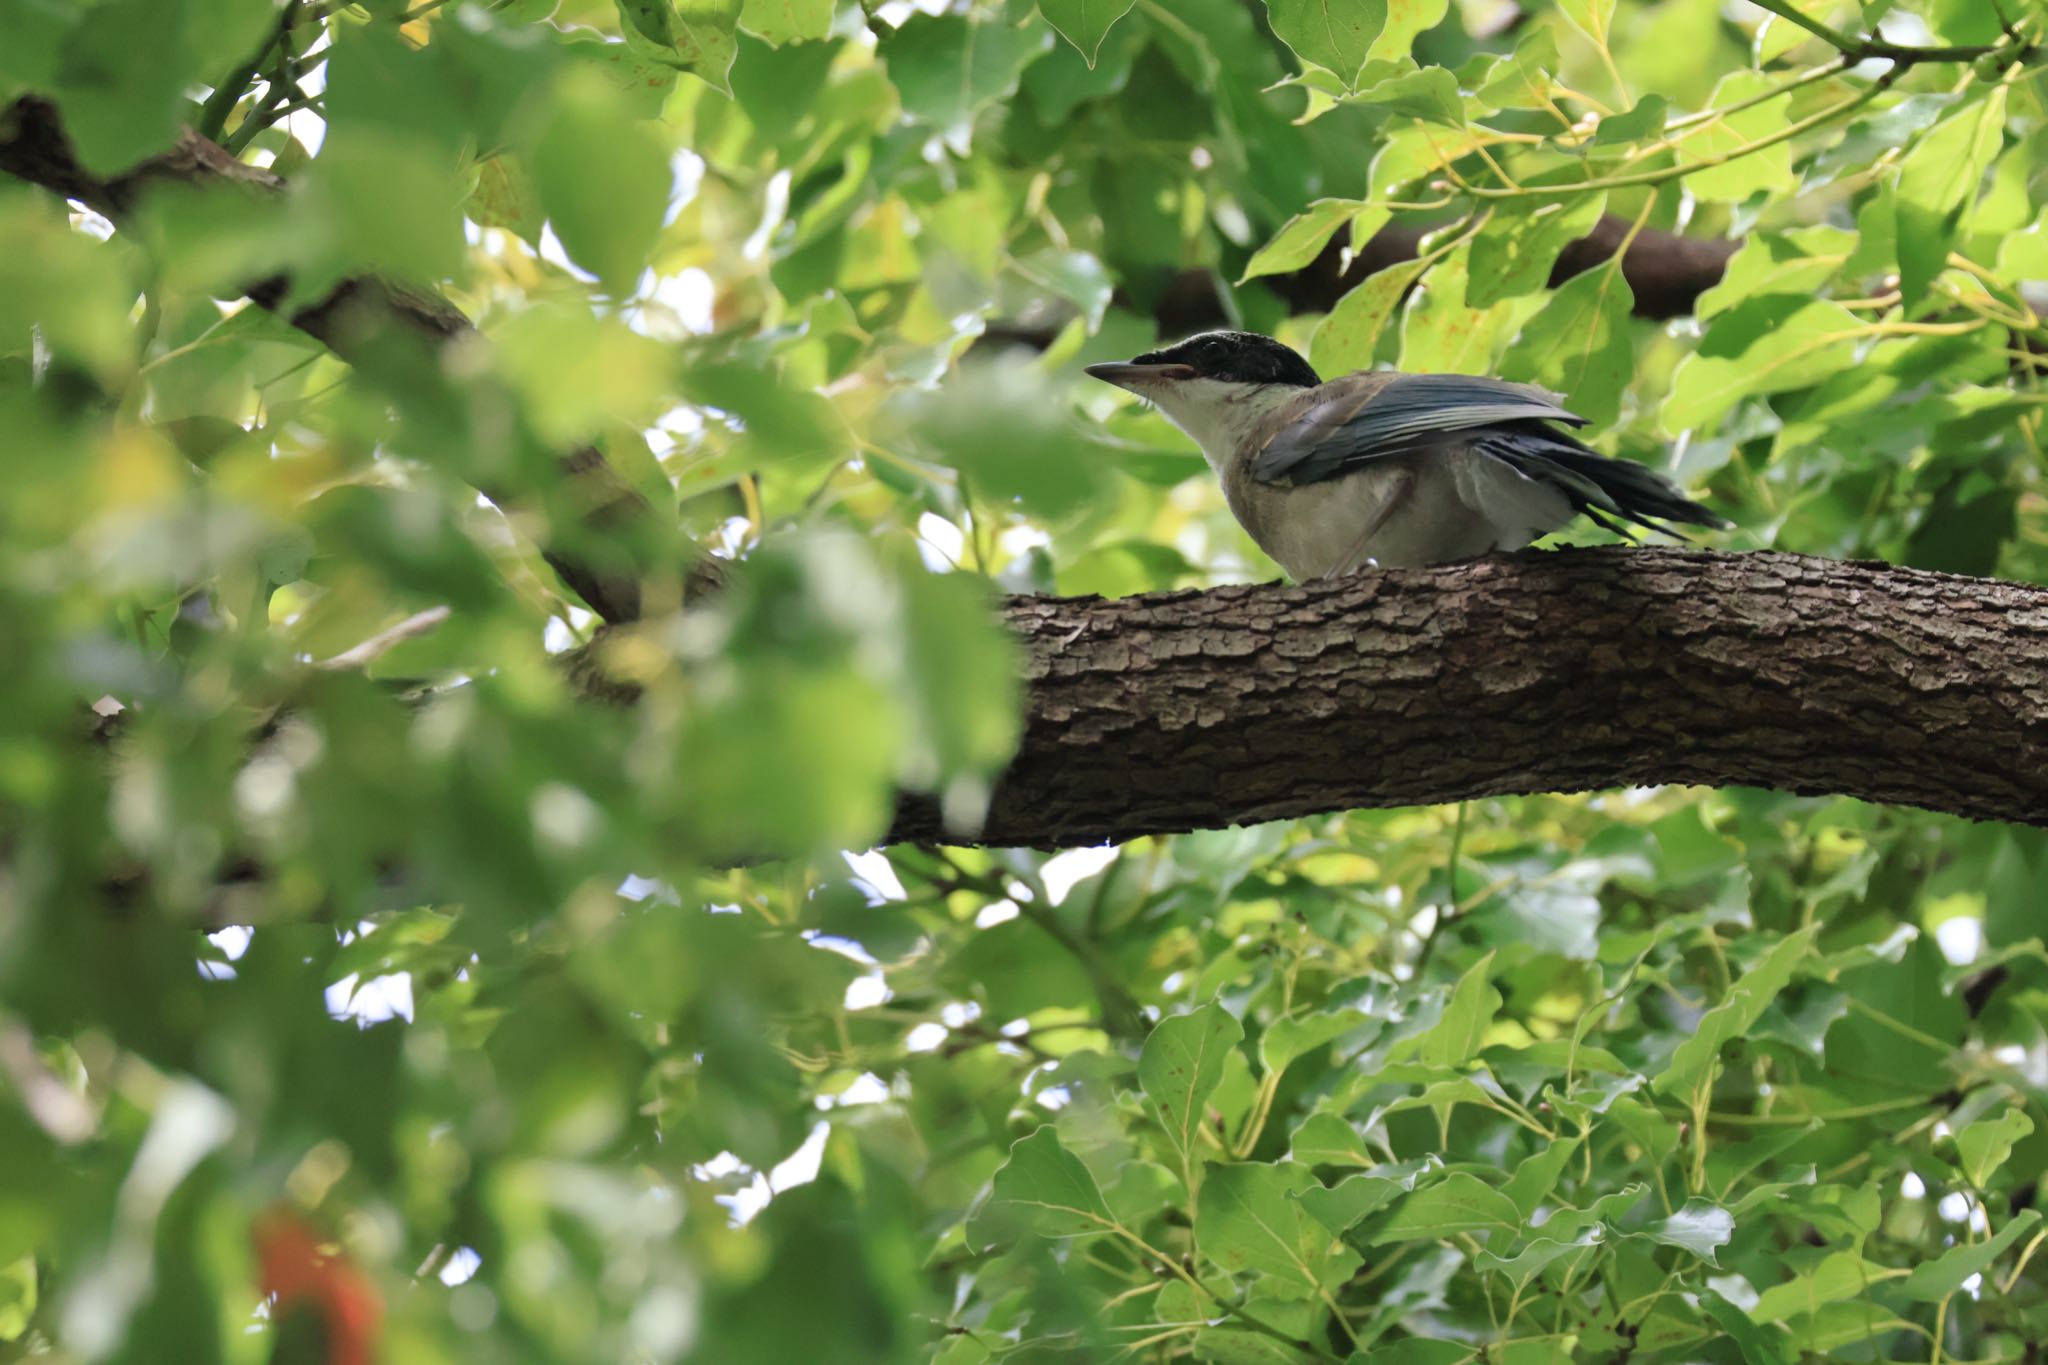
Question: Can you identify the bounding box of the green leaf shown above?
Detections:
[1364,1344,1470,1365]
[467,155,544,244]
[1499,261,1634,426]
[1900,1209,2042,1302]
[1012,248,1115,330]
[1366,0,1448,63]
[616,0,743,89]
[740,0,833,44]
[907,360,1110,518]
[494,303,674,445]
[528,68,673,292]
[1139,1001,1244,1165]
[1700,1288,1791,1365]
[1310,257,1427,378]
[1467,194,1606,308]
[300,130,468,287]
[51,0,271,172]
[897,568,1023,786]
[1472,27,1560,114]
[1263,0,1387,83]
[1503,1137,1582,1218]
[1786,1302,1923,1354]
[1529,1184,1651,1244]
[1240,199,1364,284]
[0,195,135,381]
[1750,1250,1895,1323]
[1418,951,1498,1068]
[882,13,1049,152]
[1286,1112,1374,1168]
[1038,0,1138,66]
[969,1126,1120,1248]
[1957,1106,2034,1188]
[1260,1008,1367,1074]
[1294,1162,1432,1233]
[561,31,681,115]
[0,1257,35,1342]
[1895,86,2008,307]
[1555,0,1616,47]
[1693,226,1856,319]
[1640,1199,1732,1263]
[1196,1161,1360,1296]
[1998,209,2048,279]
[1664,299,1862,433]
[1473,1229,1599,1290]
[616,0,677,47]
[1755,0,1833,61]
[1654,927,1817,1100]
[1351,63,1463,126]
[1680,72,1799,202]
[1591,93,1667,145]
[1192,1326,1313,1365]
[1368,1172,1522,1243]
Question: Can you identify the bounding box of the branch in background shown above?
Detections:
[980,217,1739,354]
[1166,215,1739,338]
[0,94,663,625]
[879,548,2048,846]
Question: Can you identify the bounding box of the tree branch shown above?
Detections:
[0,94,665,625]
[13,101,2044,852]
[981,215,1744,356]
[1259,214,1739,326]
[880,548,2048,846]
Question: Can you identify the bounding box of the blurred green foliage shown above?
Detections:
[5,0,2048,1361]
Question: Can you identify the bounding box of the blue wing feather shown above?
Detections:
[1253,373,1586,486]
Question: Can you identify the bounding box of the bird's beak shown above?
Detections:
[1084,361,1198,388]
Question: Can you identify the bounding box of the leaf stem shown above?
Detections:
[1658,56,1852,134]
[1414,800,1466,972]
[1121,1228,1337,1361]
[1457,77,1891,200]
[196,0,305,143]
[1745,0,2006,63]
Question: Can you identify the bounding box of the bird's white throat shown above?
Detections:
[1139,378,1302,471]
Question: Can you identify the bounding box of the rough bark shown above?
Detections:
[884,548,2048,846]
[13,98,2044,847]
[0,94,661,625]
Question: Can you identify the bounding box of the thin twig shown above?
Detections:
[1745,0,2005,62]
[316,606,453,671]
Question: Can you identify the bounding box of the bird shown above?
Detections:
[1084,330,1728,581]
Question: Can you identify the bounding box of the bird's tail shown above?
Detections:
[1477,423,1729,540]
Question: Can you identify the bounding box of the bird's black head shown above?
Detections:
[1087,330,1320,390]
[1133,331,1321,387]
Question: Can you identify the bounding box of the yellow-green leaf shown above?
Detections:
[1038,0,1138,66]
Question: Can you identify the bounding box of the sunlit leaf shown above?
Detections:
[1654,928,1818,1101]
[1038,0,1138,66]
[1895,86,2008,306]
[740,0,833,44]
[969,1125,1121,1246]
[527,68,673,291]
[1263,0,1386,83]
[1369,1172,1522,1243]
[1501,260,1634,425]
[1196,1161,1360,1295]
[1900,1209,2042,1302]
[1311,256,1428,377]
[1140,1002,1243,1164]
[1241,198,1363,284]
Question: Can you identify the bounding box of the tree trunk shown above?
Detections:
[886,548,2048,846]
